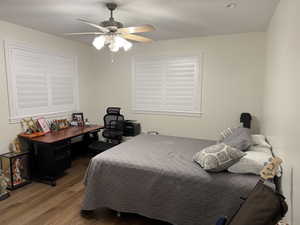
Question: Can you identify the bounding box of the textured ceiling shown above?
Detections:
[0,0,279,44]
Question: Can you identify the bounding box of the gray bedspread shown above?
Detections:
[82,134,270,225]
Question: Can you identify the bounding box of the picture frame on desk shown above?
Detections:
[20,117,40,134]
[72,113,84,127]
[37,117,50,133]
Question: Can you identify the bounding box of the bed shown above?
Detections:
[82,134,274,225]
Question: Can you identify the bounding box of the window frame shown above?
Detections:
[131,55,203,117]
[4,40,79,123]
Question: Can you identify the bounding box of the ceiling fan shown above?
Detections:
[65,3,155,52]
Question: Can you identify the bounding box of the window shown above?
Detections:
[5,41,78,122]
[132,55,202,116]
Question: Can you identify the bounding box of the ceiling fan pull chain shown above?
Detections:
[110,52,114,63]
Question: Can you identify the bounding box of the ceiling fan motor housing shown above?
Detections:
[100,20,123,29]
[101,3,124,30]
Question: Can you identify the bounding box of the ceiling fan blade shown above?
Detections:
[64,32,104,36]
[77,18,109,33]
[118,24,155,34]
[122,34,153,43]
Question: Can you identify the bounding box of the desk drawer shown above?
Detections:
[53,142,71,155]
[35,141,71,177]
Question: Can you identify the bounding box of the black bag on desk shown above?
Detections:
[228,181,288,225]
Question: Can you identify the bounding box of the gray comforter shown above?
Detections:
[82,134,270,225]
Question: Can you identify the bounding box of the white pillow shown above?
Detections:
[248,145,271,154]
[251,135,271,148]
[228,150,272,175]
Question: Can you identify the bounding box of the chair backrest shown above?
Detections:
[104,107,124,130]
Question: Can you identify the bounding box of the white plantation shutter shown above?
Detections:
[49,56,76,109]
[5,41,78,121]
[133,56,202,115]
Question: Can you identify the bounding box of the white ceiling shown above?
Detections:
[0,0,279,44]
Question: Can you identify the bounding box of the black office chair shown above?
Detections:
[89,107,124,155]
[102,107,124,142]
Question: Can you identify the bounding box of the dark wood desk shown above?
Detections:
[19,125,103,186]
[20,125,103,143]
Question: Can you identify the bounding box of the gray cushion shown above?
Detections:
[193,143,246,172]
[223,127,252,151]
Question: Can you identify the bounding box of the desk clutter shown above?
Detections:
[20,112,91,138]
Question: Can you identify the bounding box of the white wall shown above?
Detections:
[262,0,300,224]
[0,20,98,154]
[92,33,266,140]
[0,22,266,151]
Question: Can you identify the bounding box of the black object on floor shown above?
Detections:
[89,141,118,156]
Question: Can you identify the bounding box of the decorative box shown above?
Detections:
[0,151,31,190]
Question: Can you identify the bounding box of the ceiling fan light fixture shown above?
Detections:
[93,35,105,50]
[122,38,133,51]
[109,43,120,52]
[114,36,133,51]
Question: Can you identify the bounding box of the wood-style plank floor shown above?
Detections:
[0,157,169,225]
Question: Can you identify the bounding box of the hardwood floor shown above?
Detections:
[0,157,169,225]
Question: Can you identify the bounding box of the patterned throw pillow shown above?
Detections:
[193,143,246,172]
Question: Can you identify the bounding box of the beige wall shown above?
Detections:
[0,23,266,152]
[262,0,300,224]
[92,33,266,140]
[0,20,98,154]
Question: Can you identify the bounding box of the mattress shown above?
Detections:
[82,134,272,225]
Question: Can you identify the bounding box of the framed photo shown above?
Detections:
[20,117,39,134]
[37,117,50,133]
[11,138,22,153]
[72,113,84,127]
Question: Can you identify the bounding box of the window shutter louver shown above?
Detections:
[13,49,49,112]
[50,57,76,108]
[5,41,78,121]
[133,56,202,115]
